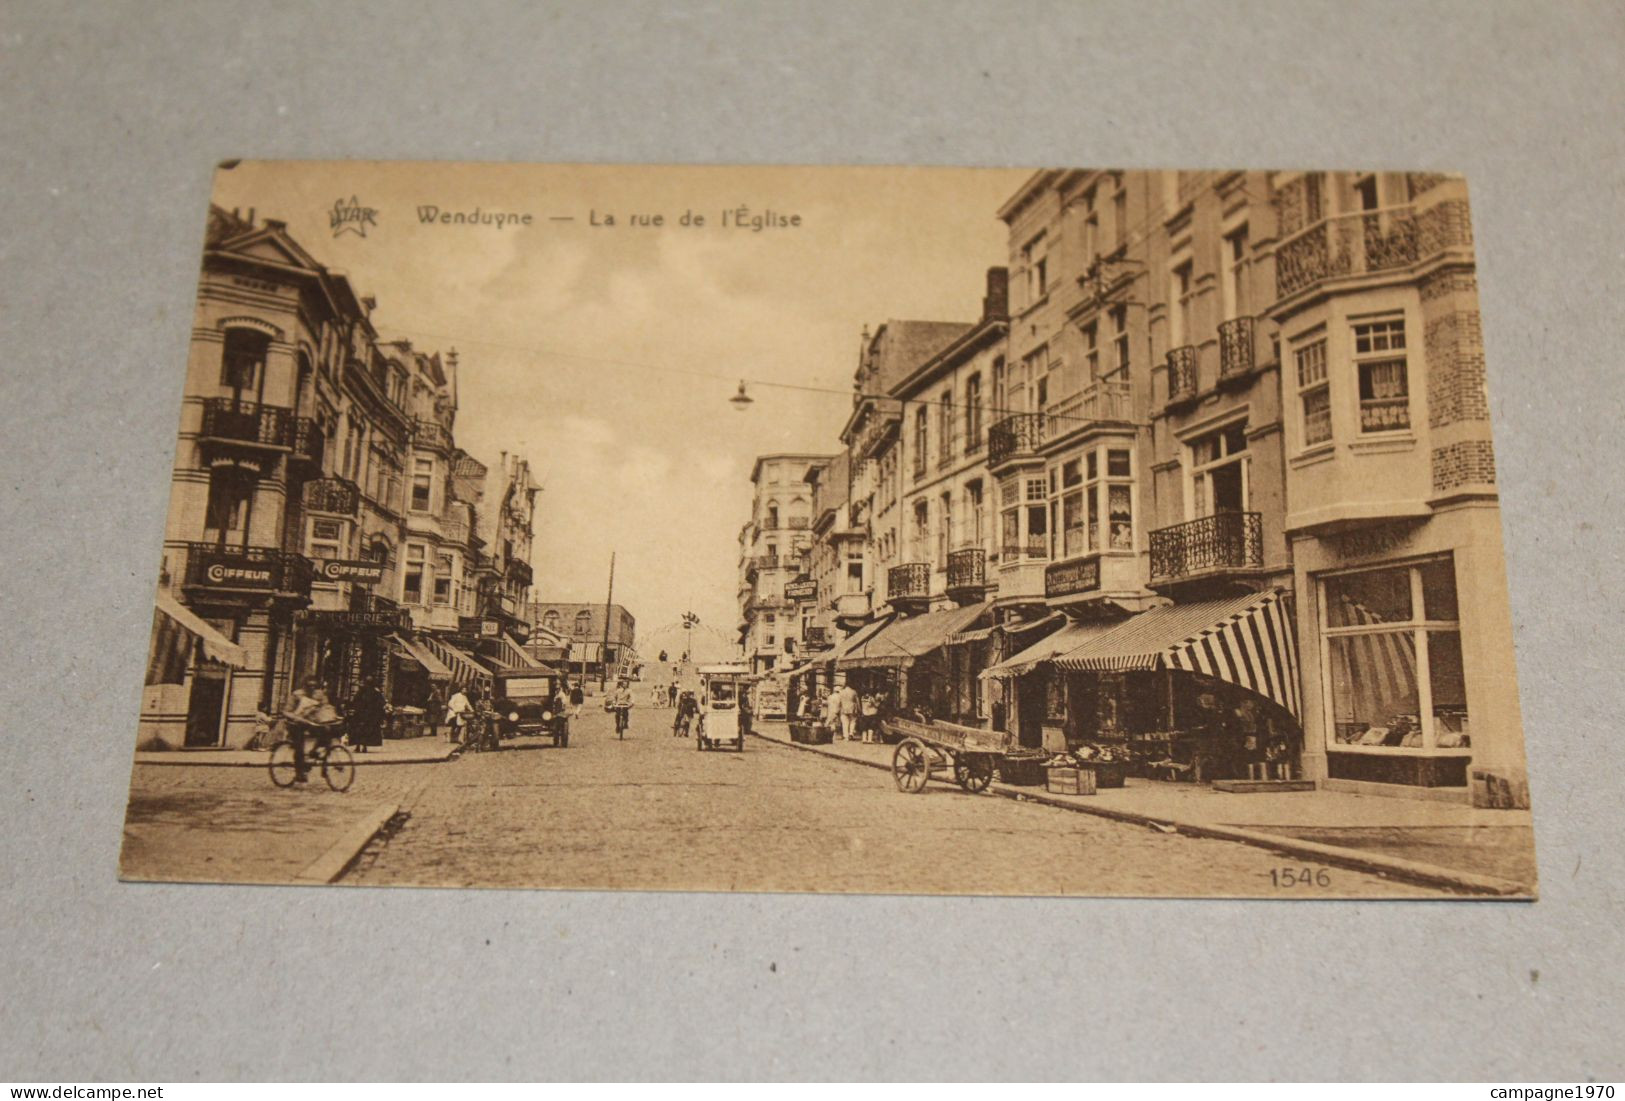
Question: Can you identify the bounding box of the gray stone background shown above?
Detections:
[1,0,1621,1081]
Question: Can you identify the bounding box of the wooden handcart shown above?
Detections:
[883,715,1041,795]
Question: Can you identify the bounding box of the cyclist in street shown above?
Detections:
[283,679,340,783]
[608,679,634,737]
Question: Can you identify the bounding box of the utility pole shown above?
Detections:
[599,551,615,692]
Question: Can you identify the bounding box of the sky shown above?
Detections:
[210,161,1032,648]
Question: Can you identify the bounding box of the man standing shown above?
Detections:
[444,684,472,744]
[837,681,859,742]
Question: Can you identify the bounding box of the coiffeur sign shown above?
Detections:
[317,559,386,585]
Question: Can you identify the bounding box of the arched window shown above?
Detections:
[574,610,593,636]
[543,610,561,633]
[221,328,270,399]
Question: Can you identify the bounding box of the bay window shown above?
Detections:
[1353,318,1411,433]
[1295,337,1332,448]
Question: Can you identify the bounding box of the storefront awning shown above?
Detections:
[1052,589,1301,718]
[836,602,992,670]
[420,635,493,688]
[393,634,453,679]
[982,616,1114,678]
[499,632,543,669]
[148,591,246,684]
[820,615,894,667]
[957,611,1066,648]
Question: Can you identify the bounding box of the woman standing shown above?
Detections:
[347,676,388,753]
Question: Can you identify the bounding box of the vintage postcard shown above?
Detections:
[120,161,1534,898]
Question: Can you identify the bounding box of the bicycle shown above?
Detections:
[267,718,355,792]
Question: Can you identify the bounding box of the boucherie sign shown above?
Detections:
[318,559,386,585]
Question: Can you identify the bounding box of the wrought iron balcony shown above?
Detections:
[181,542,313,602]
[784,516,810,530]
[1218,316,1257,381]
[1275,206,1420,300]
[1166,345,1199,406]
[1149,511,1263,585]
[198,398,293,451]
[303,476,359,516]
[887,562,930,601]
[987,413,1044,467]
[946,547,987,593]
[1041,380,1133,442]
[508,559,533,586]
[411,417,454,452]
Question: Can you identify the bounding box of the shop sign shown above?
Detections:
[784,579,818,600]
[317,558,386,585]
[1045,556,1101,598]
[459,616,501,637]
[300,608,411,631]
[197,549,277,590]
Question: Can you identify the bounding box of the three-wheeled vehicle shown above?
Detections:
[492,668,569,747]
[695,663,750,753]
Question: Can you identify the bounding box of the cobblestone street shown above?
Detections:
[345,708,1433,896]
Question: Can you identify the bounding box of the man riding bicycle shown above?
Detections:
[283,680,342,784]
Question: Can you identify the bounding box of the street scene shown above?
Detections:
[122,162,1535,898]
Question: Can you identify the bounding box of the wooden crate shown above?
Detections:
[1046,766,1096,796]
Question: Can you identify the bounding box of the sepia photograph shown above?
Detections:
[119,160,1536,899]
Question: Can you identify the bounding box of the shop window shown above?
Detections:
[1353,318,1410,433]
[1322,557,1468,753]
[1295,338,1331,448]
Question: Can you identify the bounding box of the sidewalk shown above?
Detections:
[751,721,1536,896]
[133,734,460,768]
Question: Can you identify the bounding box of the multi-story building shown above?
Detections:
[1263,170,1521,803]
[527,602,638,686]
[738,454,829,673]
[890,268,1008,614]
[140,207,355,749]
[476,451,540,638]
[801,450,864,656]
[139,207,541,747]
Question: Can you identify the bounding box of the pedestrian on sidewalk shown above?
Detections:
[348,676,387,753]
[568,679,584,722]
[837,682,859,741]
[425,685,445,739]
[445,684,472,744]
[859,691,881,744]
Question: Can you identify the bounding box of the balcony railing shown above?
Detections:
[1001,536,1050,561]
[946,547,987,592]
[303,476,360,516]
[988,413,1045,466]
[1041,380,1133,442]
[1149,511,1263,584]
[1166,345,1199,405]
[887,562,930,600]
[181,542,313,602]
[784,516,810,530]
[1218,316,1257,381]
[1275,205,1420,300]
[198,398,293,450]
[411,417,454,452]
[508,559,533,586]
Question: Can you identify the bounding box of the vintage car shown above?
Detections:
[491,669,568,747]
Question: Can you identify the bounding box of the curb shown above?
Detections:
[751,731,1532,898]
[293,802,401,885]
[133,746,462,769]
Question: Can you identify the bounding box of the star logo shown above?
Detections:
[329,196,379,238]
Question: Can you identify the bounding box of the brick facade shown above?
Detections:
[1431,439,1497,492]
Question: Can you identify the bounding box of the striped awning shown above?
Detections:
[421,635,493,688]
[1052,589,1302,718]
[836,602,992,670]
[500,632,543,669]
[393,633,453,679]
[819,615,895,667]
[982,616,1116,679]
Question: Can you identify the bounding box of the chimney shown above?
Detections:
[362,295,377,313]
[982,267,1009,321]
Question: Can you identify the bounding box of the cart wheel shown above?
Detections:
[322,745,355,792]
[955,754,994,794]
[267,740,300,788]
[892,739,930,794]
